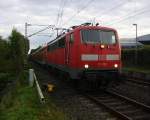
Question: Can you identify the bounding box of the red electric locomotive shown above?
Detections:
[31,23,122,87]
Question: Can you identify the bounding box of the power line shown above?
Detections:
[28,25,55,37]
[92,0,129,21]
[27,0,93,38]
[59,0,68,27]
[28,26,68,38]
[53,0,64,39]
[53,0,68,39]
[55,0,63,26]
[27,24,52,27]
[61,0,95,26]
[56,0,68,27]
[105,7,150,26]
[36,35,52,37]
[62,0,128,26]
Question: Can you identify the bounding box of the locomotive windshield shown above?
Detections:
[81,30,116,44]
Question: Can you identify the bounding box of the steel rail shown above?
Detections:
[83,90,150,120]
[105,90,150,112]
[84,94,132,120]
[126,78,150,86]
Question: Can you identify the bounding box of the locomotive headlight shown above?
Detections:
[84,64,89,69]
[100,44,105,49]
[114,64,118,68]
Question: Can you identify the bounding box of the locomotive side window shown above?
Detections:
[70,33,74,43]
[81,30,116,44]
[48,42,58,51]
[47,45,51,51]
[48,37,65,51]
[53,42,58,50]
[58,37,65,48]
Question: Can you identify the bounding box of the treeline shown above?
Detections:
[0,29,29,74]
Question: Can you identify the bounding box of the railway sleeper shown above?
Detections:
[114,105,134,110]
[121,109,142,114]
[123,110,149,118]
[99,98,117,103]
[104,101,126,106]
[132,114,150,120]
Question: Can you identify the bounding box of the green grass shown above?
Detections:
[0,72,16,82]
[144,45,150,49]
[123,66,150,73]
[0,87,38,120]
[0,72,68,120]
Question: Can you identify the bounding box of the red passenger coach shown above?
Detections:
[31,24,122,87]
[31,46,47,65]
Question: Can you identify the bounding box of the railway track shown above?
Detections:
[125,78,150,87]
[84,90,150,120]
[33,63,118,120]
[33,62,150,119]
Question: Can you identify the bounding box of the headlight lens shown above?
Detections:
[114,64,118,68]
[84,64,89,69]
[101,44,105,49]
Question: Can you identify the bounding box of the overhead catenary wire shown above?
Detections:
[55,0,68,28]
[52,0,68,38]
[59,0,126,33]
[27,0,95,38]
[90,0,130,22]
[61,0,95,26]
[62,0,129,27]
[27,0,68,38]
[27,0,149,38]
[58,0,96,35]
[36,35,52,37]
[55,0,63,26]
[27,25,55,37]
[28,24,53,26]
[104,7,150,26]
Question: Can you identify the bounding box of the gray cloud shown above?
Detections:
[0,0,150,49]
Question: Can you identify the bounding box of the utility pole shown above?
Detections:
[25,22,31,51]
[25,23,28,54]
[25,23,27,37]
[56,28,59,37]
[133,24,138,65]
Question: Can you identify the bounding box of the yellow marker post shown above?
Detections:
[47,84,55,92]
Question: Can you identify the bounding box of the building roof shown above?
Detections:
[120,38,143,48]
[138,34,150,42]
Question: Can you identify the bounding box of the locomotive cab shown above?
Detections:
[67,26,121,85]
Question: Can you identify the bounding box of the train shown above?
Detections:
[30,23,122,89]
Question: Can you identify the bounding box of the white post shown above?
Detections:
[29,69,34,87]
[34,73,45,102]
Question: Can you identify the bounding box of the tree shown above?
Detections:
[9,29,29,73]
[0,36,12,72]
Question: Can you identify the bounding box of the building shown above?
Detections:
[120,38,143,49]
[138,34,150,45]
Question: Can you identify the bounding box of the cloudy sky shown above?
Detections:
[0,0,150,49]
